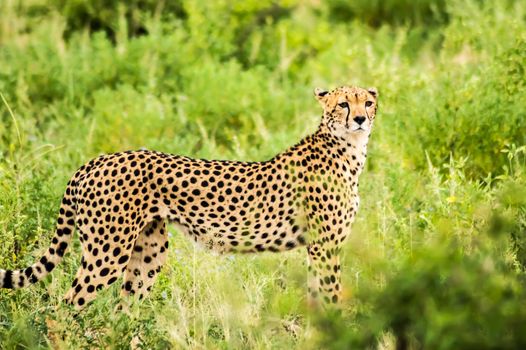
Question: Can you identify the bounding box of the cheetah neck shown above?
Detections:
[313,122,370,177]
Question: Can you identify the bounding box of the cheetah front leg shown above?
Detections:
[307,242,342,307]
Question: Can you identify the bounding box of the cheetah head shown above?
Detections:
[314,86,378,139]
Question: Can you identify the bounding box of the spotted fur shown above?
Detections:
[0,86,378,308]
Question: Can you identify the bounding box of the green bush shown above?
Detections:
[317,167,526,349]
[375,248,526,349]
[325,0,449,27]
[52,0,186,39]
[403,41,526,179]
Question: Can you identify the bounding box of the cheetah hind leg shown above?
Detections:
[120,218,168,300]
[64,225,138,309]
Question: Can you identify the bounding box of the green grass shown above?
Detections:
[1,0,526,348]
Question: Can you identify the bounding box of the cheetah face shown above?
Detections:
[314,86,378,139]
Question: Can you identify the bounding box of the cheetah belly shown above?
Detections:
[165,198,308,254]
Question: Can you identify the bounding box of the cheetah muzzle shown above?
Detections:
[0,85,378,308]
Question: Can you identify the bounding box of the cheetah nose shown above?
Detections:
[353,116,366,125]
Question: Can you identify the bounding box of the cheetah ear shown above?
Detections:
[314,87,329,104]
[367,87,378,98]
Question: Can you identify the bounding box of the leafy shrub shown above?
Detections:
[324,0,449,27]
[402,41,526,179]
[376,248,526,349]
[316,170,526,349]
[317,238,526,349]
[52,0,186,39]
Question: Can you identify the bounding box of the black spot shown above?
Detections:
[45,261,55,272]
[124,281,133,291]
[57,242,68,257]
[113,247,121,257]
[3,270,13,289]
[100,268,110,277]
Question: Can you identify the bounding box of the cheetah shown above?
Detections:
[0,85,378,308]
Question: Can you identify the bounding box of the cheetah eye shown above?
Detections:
[365,101,373,107]
[338,102,349,108]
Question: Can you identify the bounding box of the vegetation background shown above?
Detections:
[0,0,525,348]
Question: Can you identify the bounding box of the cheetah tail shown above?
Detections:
[0,182,77,289]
